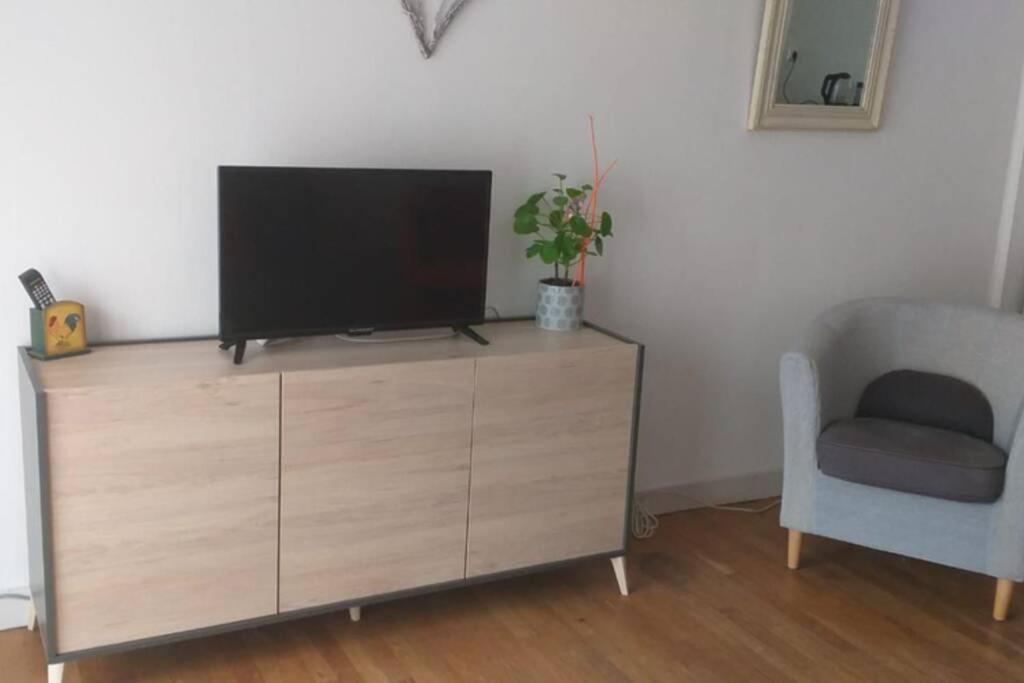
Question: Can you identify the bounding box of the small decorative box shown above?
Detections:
[28,301,91,360]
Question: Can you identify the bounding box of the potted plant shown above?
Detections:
[513,119,616,331]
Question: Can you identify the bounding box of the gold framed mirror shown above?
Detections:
[748,0,900,131]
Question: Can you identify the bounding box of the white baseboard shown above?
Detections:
[638,470,783,515]
[0,587,31,632]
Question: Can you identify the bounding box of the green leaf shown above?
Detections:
[581,184,593,191]
[526,242,544,258]
[594,235,604,256]
[600,212,613,236]
[515,203,539,218]
[527,192,547,206]
[570,215,591,236]
[549,210,564,228]
[561,234,581,261]
[566,188,583,199]
[552,173,567,181]
[514,215,539,234]
[552,195,569,207]
[540,241,559,264]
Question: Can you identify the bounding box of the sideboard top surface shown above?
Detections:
[29,321,634,391]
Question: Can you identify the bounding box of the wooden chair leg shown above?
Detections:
[348,606,361,622]
[787,530,803,570]
[48,663,64,683]
[27,599,37,631]
[994,579,1015,621]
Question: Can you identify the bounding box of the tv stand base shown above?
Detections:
[453,325,490,346]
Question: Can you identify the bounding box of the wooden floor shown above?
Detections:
[3,502,1024,682]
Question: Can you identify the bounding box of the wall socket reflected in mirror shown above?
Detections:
[748,0,901,131]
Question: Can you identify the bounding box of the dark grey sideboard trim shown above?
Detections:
[19,318,645,666]
[18,347,58,660]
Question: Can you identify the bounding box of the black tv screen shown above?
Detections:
[218,166,491,341]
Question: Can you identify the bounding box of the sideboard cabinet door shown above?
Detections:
[279,359,475,612]
[467,346,638,578]
[47,374,280,653]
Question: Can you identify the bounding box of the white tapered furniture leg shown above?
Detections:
[349,606,361,622]
[611,556,629,596]
[27,599,37,631]
[48,663,64,683]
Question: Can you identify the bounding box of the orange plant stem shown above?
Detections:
[578,116,601,285]
[575,116,618,286]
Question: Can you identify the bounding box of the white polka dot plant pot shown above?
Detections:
[535,280,584,331]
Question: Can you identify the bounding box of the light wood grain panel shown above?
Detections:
[466,346,637,577]
[46,374,280,653]
[34,322,630,391]
[279,359,475,611]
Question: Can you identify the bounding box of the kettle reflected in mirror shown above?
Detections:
[822,72,853,106]
[774,0,878,106]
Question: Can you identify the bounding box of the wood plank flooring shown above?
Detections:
[3,501,1023,682]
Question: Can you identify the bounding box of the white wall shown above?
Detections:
[1002,168,1024,311]
[999,63,1024,312]
[3,0,1023,598]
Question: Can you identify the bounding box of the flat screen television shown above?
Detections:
[218,166,492,344]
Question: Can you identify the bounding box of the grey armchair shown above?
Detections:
[780,298,1024,620]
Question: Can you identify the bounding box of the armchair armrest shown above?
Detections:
[779,304,880,529]
[989,415,1024,579]
[779,351,821,529]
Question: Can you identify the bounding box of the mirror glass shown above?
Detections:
[774,0,879,107]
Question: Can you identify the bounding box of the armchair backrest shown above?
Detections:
[809,299,1024,451]
[857,370,994,442]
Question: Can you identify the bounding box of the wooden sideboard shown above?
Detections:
[19,321,643,682]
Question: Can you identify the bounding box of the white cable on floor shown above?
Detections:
[630,495,781,539]
[677,493,781,514]
[707,498,781,514]
[632,498,660,539]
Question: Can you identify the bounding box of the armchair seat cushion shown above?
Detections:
[818,418,1008,503]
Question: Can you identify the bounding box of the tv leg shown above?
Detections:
[219,340,247,364]
[453,325,490,346]
[233,340,247,365]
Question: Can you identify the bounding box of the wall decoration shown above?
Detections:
[748,0,901,130]
[399,0,473,59]
[29,300,90,360]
